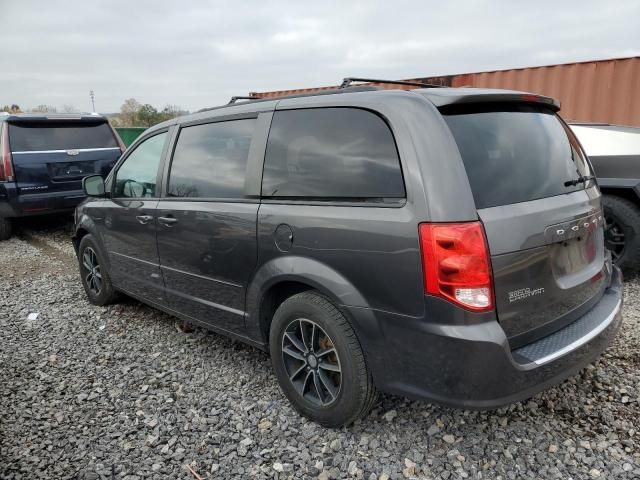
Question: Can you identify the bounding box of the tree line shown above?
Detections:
[110,98,188,127]
[1,104,81,114]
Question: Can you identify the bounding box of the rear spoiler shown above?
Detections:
[5,114,108,125]
[417,89,561,112]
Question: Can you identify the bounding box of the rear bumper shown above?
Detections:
[0,184,85,217]
[346,266,623,409]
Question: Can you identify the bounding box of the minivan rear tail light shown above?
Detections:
[419,222,494,312]
[0,123,14,182]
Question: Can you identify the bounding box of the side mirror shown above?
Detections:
[83,175,105,197]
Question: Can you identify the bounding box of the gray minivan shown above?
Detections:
[73,82,623,427]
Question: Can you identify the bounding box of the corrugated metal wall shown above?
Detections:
[251,57,640,126]
[452,57,640,126]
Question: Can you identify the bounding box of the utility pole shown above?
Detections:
[89,90,96,112]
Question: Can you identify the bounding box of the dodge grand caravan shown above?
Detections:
[0,113,124,239]
[73,82,623,427]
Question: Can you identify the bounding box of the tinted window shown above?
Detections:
[114,132,167,198]
[9,122,118,151]
[443,104,592,209]
[262,108,405,200]
[168,119,255,199]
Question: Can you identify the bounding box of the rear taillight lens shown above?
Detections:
[419,222,494,312]
[0,124,14,182]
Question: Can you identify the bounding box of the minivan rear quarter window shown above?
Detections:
[168,118,256,199]
[261,108,405,201]
[8,122,118,151]
[442,103,592,209]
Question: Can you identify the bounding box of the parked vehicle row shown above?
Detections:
[0,112,124,239]
[72,84,623,427]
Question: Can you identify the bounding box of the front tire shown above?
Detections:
[603,195,640,275]
[78,234,119,305]
[0,217,12,241]
[269,291,377,428]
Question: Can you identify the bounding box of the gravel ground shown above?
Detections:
[1,218,638,480]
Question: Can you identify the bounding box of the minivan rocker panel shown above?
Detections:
[73,86,623,426]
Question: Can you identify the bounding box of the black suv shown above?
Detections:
[0,112,123,239]
[73,83,623,427]
[570,123,640,275]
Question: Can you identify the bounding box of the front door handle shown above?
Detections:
[135,215,154,225]
[158,216,178,226]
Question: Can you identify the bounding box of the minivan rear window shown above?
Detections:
[442,104,592,209]
[262,108,405,201]
[8,122,118,152]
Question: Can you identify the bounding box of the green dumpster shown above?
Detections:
[115,127,147,147]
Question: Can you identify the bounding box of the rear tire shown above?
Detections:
[603,195,640,276]
[269,291,377,428]
[0,217,12,241]
[78,234,119,306]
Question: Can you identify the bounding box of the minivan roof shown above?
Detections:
[0,112,108,124]
[146,86,561,135]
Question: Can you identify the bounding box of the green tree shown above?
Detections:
[137,104,161,127]
[114,99,188,127]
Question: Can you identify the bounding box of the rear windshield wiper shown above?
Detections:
[564,175,596,187]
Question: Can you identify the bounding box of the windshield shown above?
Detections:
[443,103,592,209]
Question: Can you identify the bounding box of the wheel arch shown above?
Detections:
[599,186,640,206]
[245,256,370,345]
[72,226,90,253]
[72,215,110,268]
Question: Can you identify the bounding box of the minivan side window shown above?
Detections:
[114,132,167,198]
[167,118,256,199]
[261,108,405,200]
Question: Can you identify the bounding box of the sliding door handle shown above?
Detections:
[158,216,178,226]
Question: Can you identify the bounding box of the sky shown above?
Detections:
[2,0,639,113]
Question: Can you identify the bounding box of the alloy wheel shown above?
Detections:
[82,247,102,295]
[281,318,342,407]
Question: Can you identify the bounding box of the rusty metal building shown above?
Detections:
[250,56,640,127]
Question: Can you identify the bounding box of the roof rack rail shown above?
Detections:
[339,77,444,89]
[197,85,383,114]
[227,95,258,105]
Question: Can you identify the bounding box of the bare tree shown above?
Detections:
[119,98,141,126]
[161,104,188,118]
[62,104,80,113]
[31,105,57,113]
[1,104,22,113]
